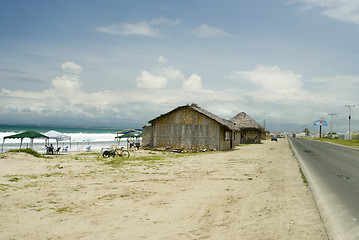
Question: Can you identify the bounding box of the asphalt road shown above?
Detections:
[289,137,359,240]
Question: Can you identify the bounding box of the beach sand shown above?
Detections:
[0,139,327,239]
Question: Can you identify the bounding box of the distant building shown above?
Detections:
[143,104,266,151]
[352,131,359,140]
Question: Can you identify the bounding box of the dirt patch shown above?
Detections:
[0,139,327,239]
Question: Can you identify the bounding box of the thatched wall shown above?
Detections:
[141,125,152,147]
[149,106,232,151]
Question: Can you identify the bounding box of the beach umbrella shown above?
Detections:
[116,129,142,149]
[115,133,142,138]
[1,131,49,153]
[44,130,72,153]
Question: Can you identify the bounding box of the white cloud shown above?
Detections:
[0,61,237,125]
[308,74,359,102]
[225,65,359,128]
[158,55,168,64]
[150,17,180,26]
[51,74,82,93]
[183,74,202,91]
[97,17,179,38]
[1,60,358,131]
[61,62,82,74]
[97,22,160,37]
[162,67,184,80]
[136,71,167,88]
[227,65,320,109]
[193,24,232,38]
[53,62,83,95]
[289,0,359,25]
[231,65,303,91]
[96,25,120,35]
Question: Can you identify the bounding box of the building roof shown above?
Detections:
[148,104,265,132]
[149,103,235,130]
[231,112,265,131]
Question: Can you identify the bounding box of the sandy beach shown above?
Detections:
[0,139,327,239]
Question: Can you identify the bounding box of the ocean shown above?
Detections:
[0,125,142,153]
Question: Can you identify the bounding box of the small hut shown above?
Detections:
[231,112,265,144]
[143,104,235,151]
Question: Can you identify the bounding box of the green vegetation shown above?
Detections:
[41,172,64,178]
[313,138,359,148]
[54,206,72,213]
[76,152,99,156]
[28,174,39,179]
[5,172,64,183]
[0,183,10,191]
[239,143,251,146]
[23,182,38,188]
[100,151,208,169]
[298,167,308,186]
[8,148,45,158]
[8,177,20,182]
[102,155,167,168]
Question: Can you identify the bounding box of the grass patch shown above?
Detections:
[5,172,64,182]
[0,183,9,191]
[103,157,128,168]
[77,152,99,156]
[41,172,64,178]
[103,155,166,168]
[299,166,308,186]
[101,151,208,169]
[8,148,45,158]
[54,206,72,213]
[8,177,20,182]
[136,155,168,161]
[23,182,39,188]
[312,138,359,148]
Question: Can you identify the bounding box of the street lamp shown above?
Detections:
[328,113,336,138]
[345,105,356,140]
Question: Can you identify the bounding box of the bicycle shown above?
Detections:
[100,146,130,158]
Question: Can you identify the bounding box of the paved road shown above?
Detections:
[289,137,359,240]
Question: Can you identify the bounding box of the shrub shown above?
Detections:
[8,148,44,158]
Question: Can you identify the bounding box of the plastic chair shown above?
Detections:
[62,146,69,152]
[55,147,61,154]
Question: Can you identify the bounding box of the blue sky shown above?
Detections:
[1,0,359,132]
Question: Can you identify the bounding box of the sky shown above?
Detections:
[1,0,359,133]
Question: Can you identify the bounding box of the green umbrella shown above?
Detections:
[1,131,49,152]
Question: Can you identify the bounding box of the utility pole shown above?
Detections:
[345,105,356,140]
[328,113,336,139]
